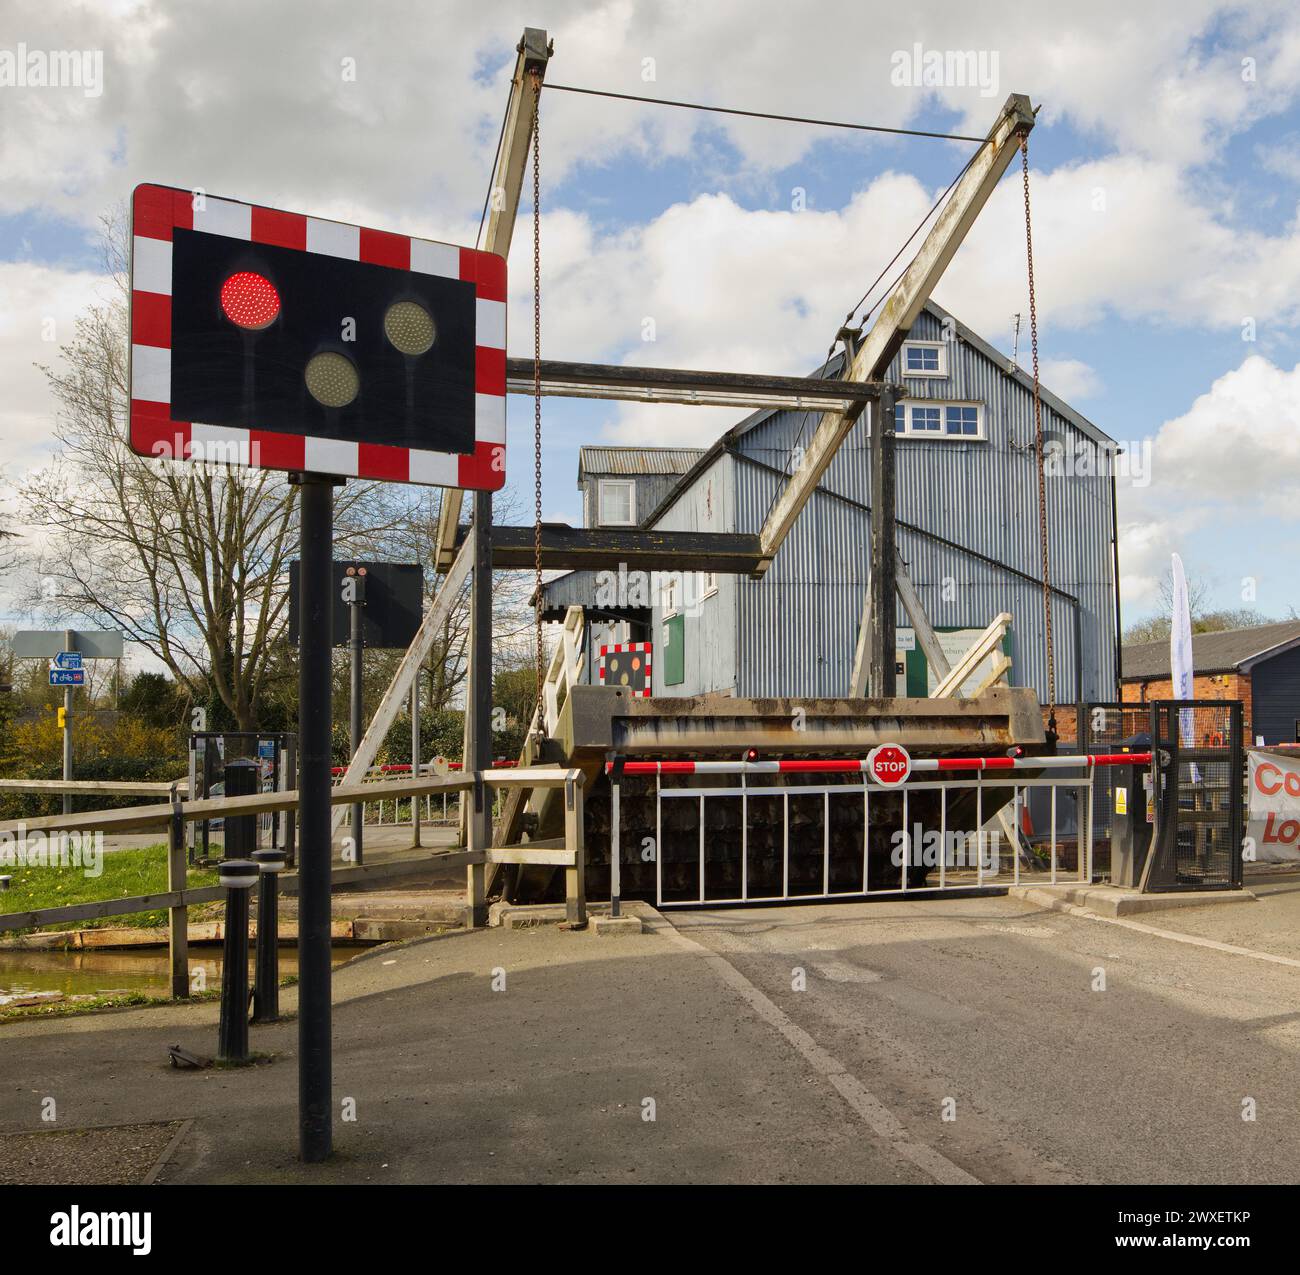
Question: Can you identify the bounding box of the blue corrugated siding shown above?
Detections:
[1251,647,1300,744]
[648,307,1118,703]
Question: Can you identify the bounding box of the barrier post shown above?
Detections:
[217,859,258,1063]
[167,784,188,999]
[251,848,286,1024]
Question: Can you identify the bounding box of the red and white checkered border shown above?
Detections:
[598,642,653,697]
[127,183,506,489]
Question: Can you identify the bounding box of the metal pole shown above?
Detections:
[869,389,897,697]
[167,786,188,999]
[251,848,285,1024]
[217,859,258,1063]
[610,772,621,918]
[462,490,493,924]
[62,629,73,816]
[284,736,297,869]
[294,472,336,1162]
[411,680,422,846]
[349,584,364,865]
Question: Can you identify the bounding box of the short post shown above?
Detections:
[223,757,258,858]
[167,784,189,1000]
[564,774,587,928]
[217,859,258,1063]
[251,848,286,1024]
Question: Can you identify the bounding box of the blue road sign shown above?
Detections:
[49,669,85,687]
[52,651,83,671]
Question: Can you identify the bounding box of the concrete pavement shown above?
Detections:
[2,890,1299,1184]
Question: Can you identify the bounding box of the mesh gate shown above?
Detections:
[1079,702,1150,879]
[1078,700,1243,892]
[1147,700,1243,892]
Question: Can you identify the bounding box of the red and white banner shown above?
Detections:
[1247,749,1300,863]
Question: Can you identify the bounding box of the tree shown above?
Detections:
[19,210,417,730]
[1124,570,1280,646]
[119,670,186,731]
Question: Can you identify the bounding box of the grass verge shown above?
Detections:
[0,844,219,931]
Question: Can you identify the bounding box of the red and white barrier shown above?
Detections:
[605,752,1151,777]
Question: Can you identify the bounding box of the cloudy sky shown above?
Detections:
[4,0,1300,629]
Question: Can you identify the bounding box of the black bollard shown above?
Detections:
[217,859,258,1063]
[223,756,259,858]
[251,848,286,1024]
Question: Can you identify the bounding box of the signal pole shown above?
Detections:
[292,472,339,1163]
[62,630,74,816]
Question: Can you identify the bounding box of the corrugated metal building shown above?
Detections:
[541,300,1121,706]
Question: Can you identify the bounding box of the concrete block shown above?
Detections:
[1009,883,1255,919]
[592,914,644,936]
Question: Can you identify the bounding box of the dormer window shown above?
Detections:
[903,341,947,378]
[598,479,636,526]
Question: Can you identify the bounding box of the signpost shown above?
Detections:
[14,630,124,814]
[129,182,505,1163]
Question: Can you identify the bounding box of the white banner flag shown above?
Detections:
[1247,749,1300,863]
[1170,553,1200,784]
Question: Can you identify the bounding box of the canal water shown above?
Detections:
[0,945,367,1008]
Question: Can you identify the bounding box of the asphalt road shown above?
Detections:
[2,892,1297,1184]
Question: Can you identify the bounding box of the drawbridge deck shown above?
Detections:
[495,687,1049,904]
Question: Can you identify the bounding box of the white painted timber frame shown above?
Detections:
[758,94,1035,567]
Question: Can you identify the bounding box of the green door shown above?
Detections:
[663,614,685,686]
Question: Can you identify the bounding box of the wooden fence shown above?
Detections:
[0,767,587,997]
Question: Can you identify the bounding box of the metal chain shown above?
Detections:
[1021,135,1056,730]
[531,69,545,726]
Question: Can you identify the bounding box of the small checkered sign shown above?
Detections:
[128,183,506,488]
[599,642,652,697]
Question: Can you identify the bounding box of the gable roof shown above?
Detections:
[1122,620,1300,680]
[638,299,1114,528]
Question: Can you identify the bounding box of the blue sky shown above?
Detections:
[5,0,1300,637]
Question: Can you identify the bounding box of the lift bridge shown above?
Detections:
[332,28,1098,911]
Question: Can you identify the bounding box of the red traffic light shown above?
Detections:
[220,271,280,330]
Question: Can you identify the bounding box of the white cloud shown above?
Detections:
[1039,357,1100,400]
[1116,354,1300,612]
[0,261,110,470]
[1148,355,1300,513]
[5,0,1300,239]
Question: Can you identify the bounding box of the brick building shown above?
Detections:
[1121,620,1300,745]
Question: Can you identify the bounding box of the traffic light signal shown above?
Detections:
[169,228,475,452]
[128,185,506,488]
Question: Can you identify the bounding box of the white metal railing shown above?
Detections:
[602,753,1148,909]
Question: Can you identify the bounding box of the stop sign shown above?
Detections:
[868,743,911,786]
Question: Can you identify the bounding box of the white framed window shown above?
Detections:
[598,479,636,526]
[698,570,718,600]
[902,340,947,378]
[894,399,985,441]
[661,572,682,617]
